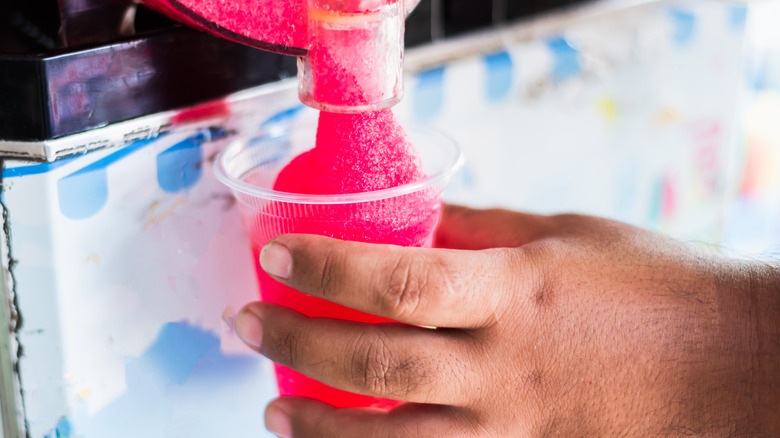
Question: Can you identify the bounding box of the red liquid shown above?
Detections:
[245,199,440,409]
[241,109,440,407]
[251,240,406,410]
[143,0,307,50]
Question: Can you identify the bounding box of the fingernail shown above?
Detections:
[234,309,263,349]
[265,404,292,438]
[221,306,235,331]
[260,243,292,279]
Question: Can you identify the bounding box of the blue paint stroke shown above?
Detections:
[57,167,108,220]
[460,164,475,188]
[729,5,747,31]
[747,58,768,91]
[2,156,81,179]
[56,417,72,437]
[141,321,220,385]
[483,51,514,101]
[247,132,292,169]
[182,340,260,383]
[413,66,446,122]
[546,37,580,82]
[669,8,696,45]
[43,417,73,438]
[156,133,208,193]
[207,126,229,140]
[262,105,306,127]
[57,138,157,220]
[71,321,268,436]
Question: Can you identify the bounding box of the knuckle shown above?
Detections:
[515,244,559,310]
[317,248,342,297]
[348,330,424,398]
[380,253,429,319]
[532,273,556,308]
[521,367,546,392]
[271,326,304,368]
[520,358,555,403]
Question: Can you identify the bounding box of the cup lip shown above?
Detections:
[214,124,464,205]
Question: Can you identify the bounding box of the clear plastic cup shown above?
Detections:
[214,120,462,409]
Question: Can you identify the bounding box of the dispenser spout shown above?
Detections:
[141,0,414,112]
[298,0,404,113]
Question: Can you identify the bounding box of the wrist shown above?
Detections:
[658,259,780,435]
[721,260,780,433]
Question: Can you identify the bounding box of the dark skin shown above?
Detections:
[234,205,780,437]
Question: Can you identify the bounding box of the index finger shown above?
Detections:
[258,234,520,328]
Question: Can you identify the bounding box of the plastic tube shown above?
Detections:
[298,0,404,113]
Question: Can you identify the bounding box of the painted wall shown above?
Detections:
[1,0,776,436]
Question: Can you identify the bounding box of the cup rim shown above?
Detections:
[214,124,464,205]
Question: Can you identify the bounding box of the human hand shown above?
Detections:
[235,205,780,437]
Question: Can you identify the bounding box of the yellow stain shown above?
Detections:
[308,8,381,25]
[653,107,681,126]
[597,98,618,125]
[148,201,161,216]
[78,389,92,399]
[85,253,101,266]
[144,198,188,229]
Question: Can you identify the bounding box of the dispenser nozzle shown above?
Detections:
[298,0,404,113]
[141,0,409,113]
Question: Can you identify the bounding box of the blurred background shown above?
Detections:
[0,0,778,436]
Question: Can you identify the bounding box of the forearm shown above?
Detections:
[646,258,780,436]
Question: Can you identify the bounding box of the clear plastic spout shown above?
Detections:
[298,0,404,113]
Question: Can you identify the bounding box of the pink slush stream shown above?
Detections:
[142,0,307,51]
[242,109,440,410]
[304,0,403,110]
[142,0,403,54]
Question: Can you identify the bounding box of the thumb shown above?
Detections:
[435,204,551,250]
